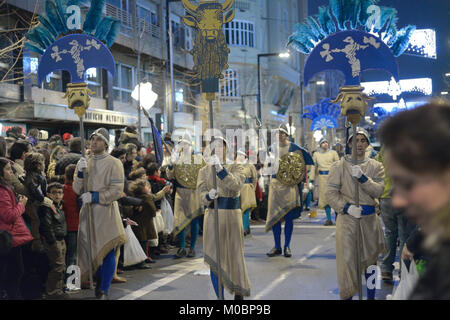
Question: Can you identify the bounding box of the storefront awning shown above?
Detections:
[0,101,138,127]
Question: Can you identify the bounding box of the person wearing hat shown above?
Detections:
[265,124,314,258]
[325,127,386,300]
[197,136,250,299]
[236,149,257,236]
[310,137,340,226]
[73,128,126,299]
[166,131,203,258]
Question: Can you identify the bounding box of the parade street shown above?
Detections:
[67,210,395,301]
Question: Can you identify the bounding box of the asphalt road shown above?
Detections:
[67,209,397,300]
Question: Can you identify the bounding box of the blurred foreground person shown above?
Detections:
[380,100,450,300]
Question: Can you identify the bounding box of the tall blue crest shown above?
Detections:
[25,0,120,56]
[287,0,415,58]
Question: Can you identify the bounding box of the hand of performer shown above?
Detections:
[81,192,92,205]
[170,152,179,165]
[347,205,362,219]
[208,188,218,200]
[209,154,223,172]
[351,165,364,179]
[308,182,314,190]
[77,157,87,173]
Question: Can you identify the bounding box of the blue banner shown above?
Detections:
[37,33,115,84]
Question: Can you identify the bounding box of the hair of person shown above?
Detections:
[147,162,160,176]
[9,141,29,161]
[0,157,11,187]
[24,152,45,173]
[110,147,127,159]
[379,100,450,174]
[47,181,63,193]
[28,128,40,138]
[69,137,82,153]
[65,164,76,181]
[129,167,146,181]
[0,136,6,158]
[128,178,149,197]
[125,126,137,134]
[125,143,137,154]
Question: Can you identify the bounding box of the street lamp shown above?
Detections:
[132,81,159,121]
[257,52,290,125]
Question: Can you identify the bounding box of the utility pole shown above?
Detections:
[166,0,181,134]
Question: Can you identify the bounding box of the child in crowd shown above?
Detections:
[38,182,67,299]
[63,164,79,268]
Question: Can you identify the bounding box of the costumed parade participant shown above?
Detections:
[265,124,314,258]
[197,136,250,300]
[236,149,257,236]
[73,128,126,300]
[310,138,340,225]
[166,132,203,258]
[325,127,386,300]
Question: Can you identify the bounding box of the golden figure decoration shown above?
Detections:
[63,82,95,118]
[181,0,235,93]
[332,85,374,124]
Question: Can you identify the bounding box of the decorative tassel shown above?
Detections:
[25,42,45,55]
[45,0,68,35]
[391,25,416,57]
[329,0,346,30]
[83,0,106,34]
[94,16,115,41]
[105,20,120,47]
[39,15,58,38]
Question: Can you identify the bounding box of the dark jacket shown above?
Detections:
[24,172,46,203]
[409,203,450,300]
[55,152,82,176]
[131,194,157,242]
[148,176,165,210]
[38,198,67,245]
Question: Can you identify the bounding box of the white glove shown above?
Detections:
[209,154,223,172]
[308,182,314,190]
[77,157,87,173]
[351,165,364,179]
[170,152,179,165]
[347,205,362,219]
[81,192,92,205]
[302,188,309,194]
[208,189,218,200]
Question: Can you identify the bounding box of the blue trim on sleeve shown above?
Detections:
[343,203,351,214]
[91,192,99,204]
[358,174,368,183]
[77,171,84,178]
[289,143,314,165]
[217,168,228,180]
[206,193,211,202]
[168,165,173,170]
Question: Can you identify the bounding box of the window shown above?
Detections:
[224,20,255,48]
[170,14,186,49]
[137,4,160,38]
[113,63,134,103]
[220,69,239,97]
[85,68,102,97]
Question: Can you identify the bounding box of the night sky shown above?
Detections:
[305,0,450,96]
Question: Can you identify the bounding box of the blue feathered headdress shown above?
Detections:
[25,0,120,55]
[287,0,415,57]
